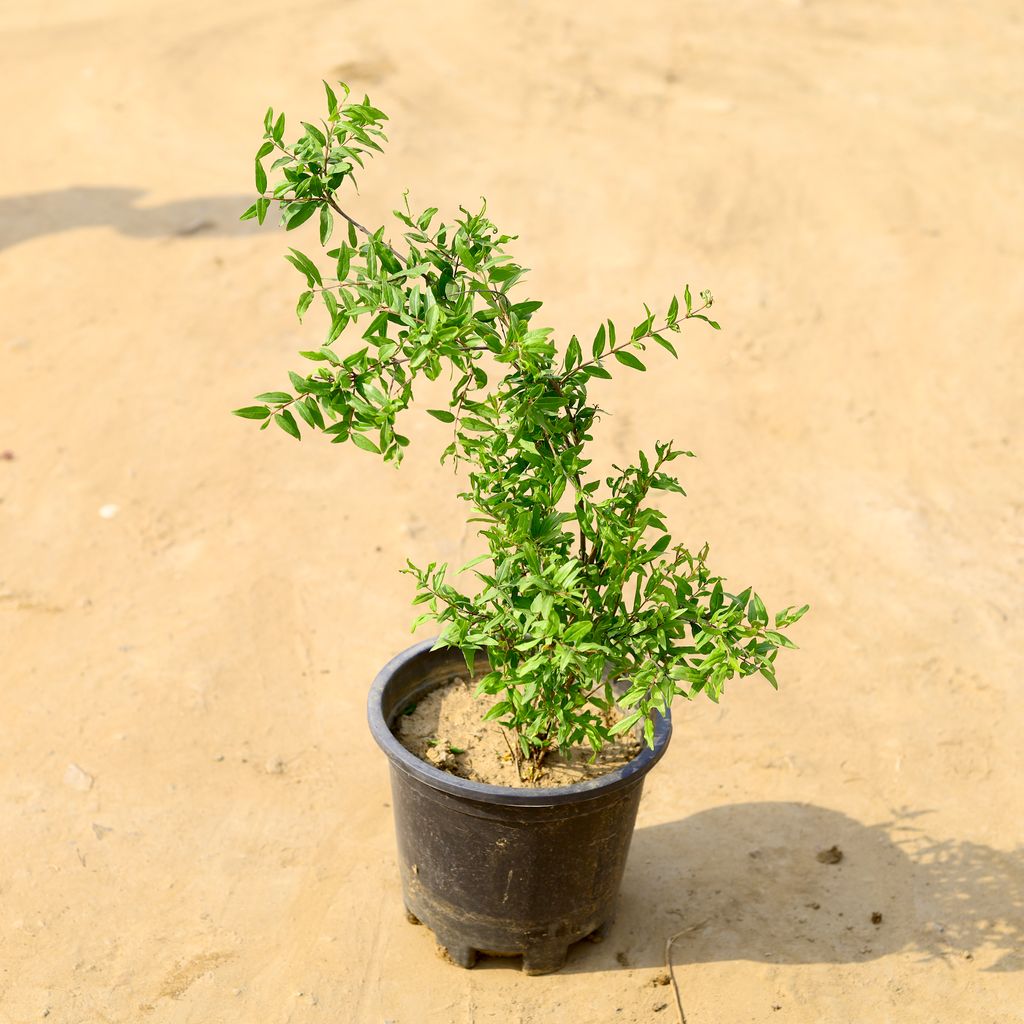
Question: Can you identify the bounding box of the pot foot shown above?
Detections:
[404,906,421,926]
[436,939,478,969]
[522,940,569,976]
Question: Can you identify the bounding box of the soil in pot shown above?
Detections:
[394,671,641,789]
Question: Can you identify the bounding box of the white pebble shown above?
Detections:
[98,504,119,520]
[63,763,94,791]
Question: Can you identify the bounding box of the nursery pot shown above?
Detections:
[368,638,672,975]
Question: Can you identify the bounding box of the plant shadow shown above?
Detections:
[547,801,1023,976]
[0,187,258,252]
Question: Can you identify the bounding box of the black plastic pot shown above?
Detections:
[368,638,672,974]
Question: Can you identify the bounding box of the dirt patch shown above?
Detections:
[394,675,641,788]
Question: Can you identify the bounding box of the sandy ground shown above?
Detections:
[2,1,1022,1021]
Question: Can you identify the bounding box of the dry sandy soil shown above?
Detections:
[2,2,1022,1022]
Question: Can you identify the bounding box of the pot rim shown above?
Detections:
[368,637,672,807]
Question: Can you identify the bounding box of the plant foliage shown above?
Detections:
[235,83,808,779]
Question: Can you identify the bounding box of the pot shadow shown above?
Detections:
[0,187,259,252]
[549,802,1023,976]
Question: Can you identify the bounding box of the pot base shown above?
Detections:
[407,879,607,974]
[432,927,601,975]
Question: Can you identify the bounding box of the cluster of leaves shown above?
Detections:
[235,83,807,779]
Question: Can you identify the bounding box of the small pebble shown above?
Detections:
[265,757,285,775]
[63,763,94,792]
[871,911,883,925]
[816,845,843,864]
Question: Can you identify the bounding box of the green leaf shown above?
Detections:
[427,409,455,423]
[592,323,606,359]
[302,121,327,147]
[296,290,313,321]
[336,245,351,280]
[684,284,692,313]
[690,313,721,330]
[748,593,768,627]
[563,620,592,643]
[765,630,798,650]
[296,398,316,427]
[255,159,267,194]
[647,534,671,557]
[285,247,322,285]
[565,335,582,369]
[298,397,324,429]
[455,237,477,271]
[274,410,301,439]
[482,700,512,722]
[324,80,338,116]
[255,391,292,404]
[775,604,810,628]
[650,333,678,357]
[608,710,642,736]
[614,350,646,371]
[284,202,317,231]
[317,203,333,245]
[351,432,381,454]
[232,405,270,419]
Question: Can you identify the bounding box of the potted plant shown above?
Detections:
[235,83,807,974]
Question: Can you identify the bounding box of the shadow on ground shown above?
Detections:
[531,802,1023,975]
[0,187,258,251]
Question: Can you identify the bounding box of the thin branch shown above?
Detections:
[665,921,708,1024]
[324,194,405,264]
[499,726,525,781]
